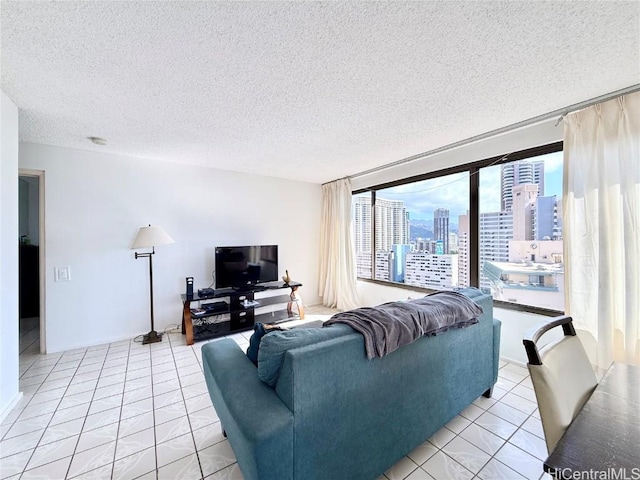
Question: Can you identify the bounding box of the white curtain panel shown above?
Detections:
[319,178,360,310]
[563,91,640,367]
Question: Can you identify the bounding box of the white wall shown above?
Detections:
[351,118,562,191]
[19,143,323,353]
[356,280,426,306]
[1,91,20,419]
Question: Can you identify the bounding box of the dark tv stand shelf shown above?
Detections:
[180,281,304,345]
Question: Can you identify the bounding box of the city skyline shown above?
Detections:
[351,153,565,309]
[370,151,563,223]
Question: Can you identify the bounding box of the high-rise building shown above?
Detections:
[415,238,430,252]
[501,160,544,211]
[390,244,411,283]
[375,198,410,251]
[356,252,372,278]
[457,212,470,288]
[448,232,459,253]
[375,251,391,281]
[479,211,513,290]
[415,240,438,254]
[512,184,539,241]
[352,195,372,254]
[405,253,458,289]
[533,160,544,194]
[433,208,450,254]
[534,195,562,240]
[353,195,410,280]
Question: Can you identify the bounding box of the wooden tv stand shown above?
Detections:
[181,281,304,345]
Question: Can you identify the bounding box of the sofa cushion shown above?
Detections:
[257,325,351,387]
[246,323,283,366]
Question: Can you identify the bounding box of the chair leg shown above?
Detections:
[482,387,493,398]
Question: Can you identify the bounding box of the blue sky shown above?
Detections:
[375,151,564,222]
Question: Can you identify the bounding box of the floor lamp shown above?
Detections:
[131,225,175,345]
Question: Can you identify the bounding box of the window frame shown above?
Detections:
[352,141,564,317]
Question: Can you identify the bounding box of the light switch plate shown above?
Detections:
[55,266,71,282]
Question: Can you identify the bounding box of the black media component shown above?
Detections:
[202,301,228,313]
[215,245,278,289]
[186,277,194,297]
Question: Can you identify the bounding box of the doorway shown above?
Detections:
[18,169,45,354]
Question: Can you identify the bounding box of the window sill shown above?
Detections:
[356,277,564,317]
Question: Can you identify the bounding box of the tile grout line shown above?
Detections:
[472,373,545,480]
[149,340,162,480]
[168,331,205,479]
[108,338,136,480]
[60,343,113,480]
[413,369,542,480]
[14,345,92,477]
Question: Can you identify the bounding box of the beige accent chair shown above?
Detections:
[523,315,598,453]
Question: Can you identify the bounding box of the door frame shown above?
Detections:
[19,168,46,353]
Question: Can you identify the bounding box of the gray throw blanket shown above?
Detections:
[323,291,483,359]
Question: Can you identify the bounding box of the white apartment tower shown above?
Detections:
[353,195,409,278]
[405,253,459,289]
[479,211,513,289]
[375,251,391,281]
[352,195,372,254]
[448,232,459,252]
[501,160,544,211]
[457,212,470,288]
[375,198,410,251]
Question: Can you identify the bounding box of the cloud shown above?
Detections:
[479,165,501,212]
[540,151,563,173]
[357,154,563,220]
[377,172,470,219]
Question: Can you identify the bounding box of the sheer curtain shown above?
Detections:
[563,91,640,367]
[319,178,360,310]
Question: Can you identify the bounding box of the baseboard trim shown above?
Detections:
[499,355,527,368]
[0,391,24,424]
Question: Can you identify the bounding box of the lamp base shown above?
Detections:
[142,330,163,345]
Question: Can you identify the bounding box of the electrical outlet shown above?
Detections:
[55,266,71,282]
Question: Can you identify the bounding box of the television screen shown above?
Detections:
[215,245,278,289]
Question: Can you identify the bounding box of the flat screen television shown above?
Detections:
[215,245,278,289]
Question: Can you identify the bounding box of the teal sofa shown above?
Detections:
[202,288,501,480]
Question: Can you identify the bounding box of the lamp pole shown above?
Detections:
[131,224,174,345]
[135,246,161,344]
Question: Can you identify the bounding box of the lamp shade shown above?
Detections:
[131,225,175,249]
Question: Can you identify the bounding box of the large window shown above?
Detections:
[478,151,564,310]
[353,143,564,312]
[353,172,469,289]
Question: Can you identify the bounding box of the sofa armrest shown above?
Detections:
[202,339,294,480]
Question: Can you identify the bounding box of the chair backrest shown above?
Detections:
[523,316,597,453]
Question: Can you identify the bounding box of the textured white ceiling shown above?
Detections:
[2,1,639,184]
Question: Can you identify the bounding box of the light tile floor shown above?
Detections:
[2,308,552,480]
